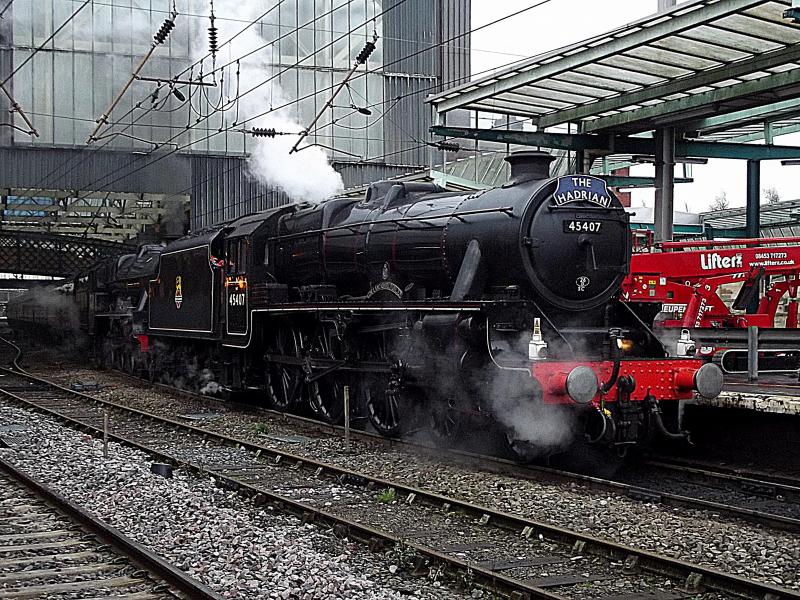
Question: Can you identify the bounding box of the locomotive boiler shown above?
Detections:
[8,151,724,460]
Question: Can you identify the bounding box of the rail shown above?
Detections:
[0,454,221,599]
[0,363,797,599]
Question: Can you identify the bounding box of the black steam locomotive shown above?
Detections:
[8,152,723,458]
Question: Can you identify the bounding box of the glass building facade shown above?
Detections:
[10,0,386,160]
[0,0,470,231]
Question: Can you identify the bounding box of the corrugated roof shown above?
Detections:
[701,197,800,228]
[429,0,800,139]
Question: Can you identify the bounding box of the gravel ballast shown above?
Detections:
[20,356,800,592]
[0,404,469,599]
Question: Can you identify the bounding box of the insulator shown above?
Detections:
[355,40,376,64]
[208,26,218,54]
[435,142,460,153]
[355,106,372,116]
[154,17,175,45]
[150,88,160,105]
[251,127,277,138]
[171,87,186,102]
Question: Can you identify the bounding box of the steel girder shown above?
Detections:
[430,125,800,161]
[582,68,800,134]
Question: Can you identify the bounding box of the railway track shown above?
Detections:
[105,368,800,534]
[0,367,797,599]
[10,336,800,533]
[0,452,220,600]
[644,455,800,491]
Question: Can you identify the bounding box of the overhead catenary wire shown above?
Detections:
[289,31,378,154]
[1,0,92,86]
[22,30,530,221]
[4,0,296,204]
[137,0,396,157]
[0,0,13,19]
[15,0,551,237]
[107,59,548,227]
[90,0,325,148]
[86,7,180,144]
[55,0,403,237]
[141,0,554,162]
[82,0,535,228]
[0,0,96,136]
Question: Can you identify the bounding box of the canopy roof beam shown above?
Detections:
[582,68,800,134]
[430,0,765,115]
[431,125,800,160]
[537,44,800,128]
[678,97,800,135]
[728,121,800,143]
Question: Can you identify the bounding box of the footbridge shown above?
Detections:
[0,231,135,277]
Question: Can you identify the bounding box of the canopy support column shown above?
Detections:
[746,159,760,238]
[746,159,761,313]
[654,127,675,242]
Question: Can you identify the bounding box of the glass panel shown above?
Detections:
[13,0,32,47]
[93,2,113,54]
[112,4,133,55]
[314,0,332,67]
[332,0,350,68]
[73,51,93,144]
[53,1,74,51]
[32,0,53,48]
[72,0,92,52]
[32,51,53,144]
[53,51,74,145]
[93,53,113,121]
[279,0,298,63]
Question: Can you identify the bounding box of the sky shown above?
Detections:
[470,0,800,214]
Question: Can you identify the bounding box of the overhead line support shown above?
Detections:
[86,11,178,144]
[0,80,37,137]
[289,32,378,154]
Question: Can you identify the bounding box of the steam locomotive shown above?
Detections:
[7,152,723,459]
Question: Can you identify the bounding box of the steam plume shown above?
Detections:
[193,2,343,203]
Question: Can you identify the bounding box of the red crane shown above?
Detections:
[622,237,800,331]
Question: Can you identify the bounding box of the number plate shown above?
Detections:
[563,220,604,234]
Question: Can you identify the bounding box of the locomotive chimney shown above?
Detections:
[505,151,554,183]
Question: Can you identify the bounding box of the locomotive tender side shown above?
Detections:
[7,151,724,460]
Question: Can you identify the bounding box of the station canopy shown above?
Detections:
[428,0,800,148]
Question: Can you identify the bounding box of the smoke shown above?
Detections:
[10,282,85,348]
[191,2,343,203]
[484,333,576,456]
[403,326,576,458]
[159,199,188,239]
[145,342,221,395]
[199,368,222,395]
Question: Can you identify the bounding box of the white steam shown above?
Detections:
[487,335,575,454]
[491,386,575,451]
[192,1,343,203]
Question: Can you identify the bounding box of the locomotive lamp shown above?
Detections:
[528,318,548,360]
[616,338,635,352]
[676,328,697,357]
